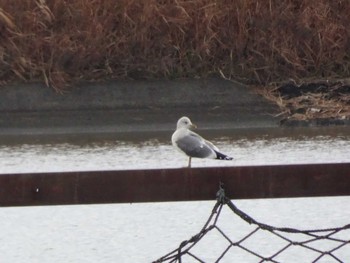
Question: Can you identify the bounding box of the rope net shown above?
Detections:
[153,187,350,263]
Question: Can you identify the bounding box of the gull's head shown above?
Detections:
[176,116,197,130]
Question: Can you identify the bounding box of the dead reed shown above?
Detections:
[257,80,350,120]
[1,0,350,90]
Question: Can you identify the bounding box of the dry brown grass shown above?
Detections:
[257,80,350,121]
[1,0,350,90]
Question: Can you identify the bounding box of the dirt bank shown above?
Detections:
[0,78,280,135]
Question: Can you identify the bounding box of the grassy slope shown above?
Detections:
[0,0,350,90]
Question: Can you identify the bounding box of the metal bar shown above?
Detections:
[0,163,349,207]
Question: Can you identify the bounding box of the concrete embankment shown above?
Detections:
[0,78,280,135]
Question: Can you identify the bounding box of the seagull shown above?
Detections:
[171,116,233,167]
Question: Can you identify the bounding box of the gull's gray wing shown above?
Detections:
[175,132,215,158]
[204,139,219,151]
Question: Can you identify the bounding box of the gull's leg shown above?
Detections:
[188,157,192,168]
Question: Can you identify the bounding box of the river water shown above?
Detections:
[0,126,349,262]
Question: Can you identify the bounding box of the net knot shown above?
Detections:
[216,182,227,204]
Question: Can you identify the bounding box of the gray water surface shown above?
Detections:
[0,126,349,262]
[0,127,349,173]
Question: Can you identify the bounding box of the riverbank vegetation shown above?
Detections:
[0,0,349,120]
[1,0,349,89]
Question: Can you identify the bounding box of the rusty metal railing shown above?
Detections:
[0,163,349,207]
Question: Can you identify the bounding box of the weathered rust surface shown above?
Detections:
[0,163,349,206]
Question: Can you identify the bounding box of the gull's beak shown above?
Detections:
[190,123,197,129]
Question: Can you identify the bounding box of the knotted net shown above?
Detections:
[154,186,350,262]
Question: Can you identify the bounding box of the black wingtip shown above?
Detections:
[215,151,233,160]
